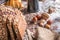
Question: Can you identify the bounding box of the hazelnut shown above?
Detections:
[48,8,52,14]
[45,24,51,29]
[36,15,41,20]
[47,20,52,25]
[32,17,38,23]
[47,20,53,25]
[41,13,49,20]
[48,7,55,14]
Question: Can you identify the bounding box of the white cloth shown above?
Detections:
[49,0,60,32]
[50,0,60,20]
[50,11,60,20]
[39,2,44,12]
[39,0,55,12]
[55,0,60,4]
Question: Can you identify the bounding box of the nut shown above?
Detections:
[39,19,46,27]
[39,19,46,23]
[41,13,49,20]
[44,24,51,29]
[36,15,41,20]
[32,17,38,23]
[47,20,52,25]
[48,7,55,14]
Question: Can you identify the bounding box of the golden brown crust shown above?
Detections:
[0,5,27,40]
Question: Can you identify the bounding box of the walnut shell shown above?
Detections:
[41,13,49,20]
[39,19,46,27]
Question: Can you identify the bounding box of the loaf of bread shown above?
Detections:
[37,27,56,40]
[0,5,27,40]
[0,9,8,40]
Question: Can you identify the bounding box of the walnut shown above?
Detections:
[39,19,46,27]
[41,13,49,20]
